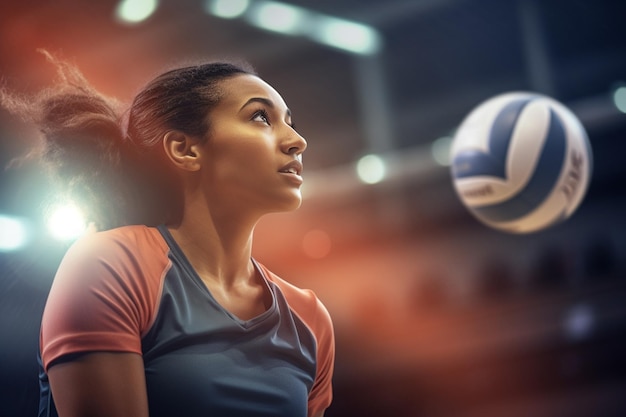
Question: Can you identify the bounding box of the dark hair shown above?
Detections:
[0,50,255,230]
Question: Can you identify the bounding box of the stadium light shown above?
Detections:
[246,1,308,35]
[115,0,159,24]
[205,0,249,19]
[309,15,382,56]
[206,0,382,56]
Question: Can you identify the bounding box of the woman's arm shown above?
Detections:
[48,352,149,417]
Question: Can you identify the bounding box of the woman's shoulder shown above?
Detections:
[257,263,315,302]
[41,227,168,369]
[61,225,169,271]
[94,224,164,244]
[50,225,171,316]
[71,225,166,253]
[256,261,332,328]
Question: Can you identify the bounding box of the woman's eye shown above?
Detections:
[252,110,270,125]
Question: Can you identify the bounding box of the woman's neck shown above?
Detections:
[167,207,259,288]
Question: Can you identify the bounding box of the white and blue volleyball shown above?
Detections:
[450,92,592,234]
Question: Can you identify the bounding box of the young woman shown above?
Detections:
[2,52,334,417]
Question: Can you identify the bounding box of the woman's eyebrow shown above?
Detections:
[239,97,274,111]
[239,97,292,119]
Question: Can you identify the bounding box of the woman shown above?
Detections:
[3,52,334,417]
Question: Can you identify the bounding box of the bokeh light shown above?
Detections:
[115,0,159,24]
[356,154,386,184]
[205,0,249,19]
[613,85,626,113]
[247,1,307,35]
[431,135,453,166]
[312,16,382,55]
[563,303,594,341]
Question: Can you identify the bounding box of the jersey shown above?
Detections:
[38,225,334,417]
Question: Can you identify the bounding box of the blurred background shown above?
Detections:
[1,0,626,416]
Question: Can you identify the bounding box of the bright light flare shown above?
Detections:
[46,203,87,242]
[0,215,31,252]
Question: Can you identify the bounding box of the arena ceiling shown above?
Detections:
[1,0,625,236]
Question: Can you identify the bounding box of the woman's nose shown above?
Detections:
[282,129,307,155]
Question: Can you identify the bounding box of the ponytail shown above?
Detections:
[1,50,133,230]
[2,50,255,230]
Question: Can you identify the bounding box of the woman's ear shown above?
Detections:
[162,131,202,171]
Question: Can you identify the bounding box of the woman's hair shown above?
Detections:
[0,50,255,230]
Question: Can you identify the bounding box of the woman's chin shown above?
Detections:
[272,193,303,213]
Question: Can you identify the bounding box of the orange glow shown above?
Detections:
[302,229,332,259]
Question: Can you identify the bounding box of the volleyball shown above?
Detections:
[450,92,593,234]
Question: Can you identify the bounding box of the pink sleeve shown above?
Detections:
[306,296,335,417]
[258,264,335,416]
[40,227,169,371]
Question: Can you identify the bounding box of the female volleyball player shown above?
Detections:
[2,52,334,417]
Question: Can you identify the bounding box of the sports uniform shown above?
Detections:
[39,225,334,417]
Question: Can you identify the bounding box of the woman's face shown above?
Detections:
[199,74,307,215]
